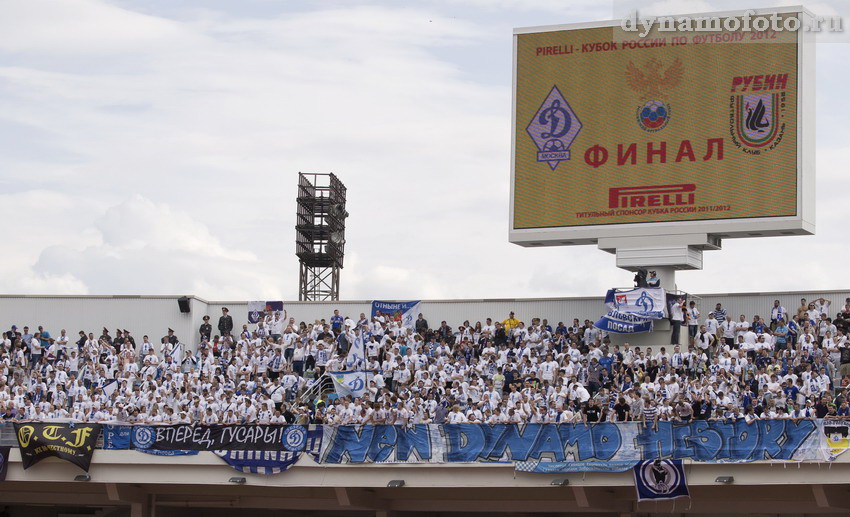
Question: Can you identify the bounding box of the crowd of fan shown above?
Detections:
[4,296,850,427]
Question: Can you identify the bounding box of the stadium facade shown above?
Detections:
[4,444,850,516]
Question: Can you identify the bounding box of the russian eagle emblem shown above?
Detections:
[625,58,685,100]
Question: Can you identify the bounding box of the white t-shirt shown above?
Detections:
[670,303,684,322]
[735,321,750,339]
[687,307,700,326]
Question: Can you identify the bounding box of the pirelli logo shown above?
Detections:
[608,184,696,209]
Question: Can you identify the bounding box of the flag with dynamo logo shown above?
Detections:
[345,330,366,369]
[214,428,322,475]
[371,300,421,328]
[248,301,265,324]
[248,300,284,324]
[214,450,300,475]
[605,288,667,320]
[330,370,373,399]
[633,459,689,501]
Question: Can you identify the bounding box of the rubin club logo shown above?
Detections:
[608,184,696,209]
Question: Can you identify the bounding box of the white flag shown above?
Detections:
[605,288,668,320]
[103,379,119,398]
[345,330,365,369]
[248,301,265,323]
[330,370,372,399]
[168,342,184,361]
[401,301,421,329]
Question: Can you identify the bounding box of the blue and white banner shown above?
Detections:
[329,370,374,399]
[320,420,822,467]
[517,460,636,473]
[604,288,667,320]
[595,310,654,334]
[215,450,300,474]
[84,420,849,468]
[634,459,689,501]
[345,330,366,369]
[129,424,311,451]
[371,301,421,329]
[137,448,199,457]
[213,429,322,475]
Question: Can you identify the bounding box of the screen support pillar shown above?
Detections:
[596,236,720,349]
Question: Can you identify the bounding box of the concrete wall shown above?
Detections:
[5,449,850,517]
[1,289,848,349]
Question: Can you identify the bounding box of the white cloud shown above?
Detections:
[93,195,254,260]
[0,0,196,54]
[445,0,607,16]
[0,190,94,294]
[31,196,279,299]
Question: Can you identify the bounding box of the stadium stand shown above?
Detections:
[4,294,850,426]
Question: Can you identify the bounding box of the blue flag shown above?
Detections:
[214,450,300,475]
[371,300,421,328]
[214,429,322,475]
[633,459,689,501]
[102,425,132,450]
[595,310,654,334]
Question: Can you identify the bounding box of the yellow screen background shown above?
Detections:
[513,16,798,229]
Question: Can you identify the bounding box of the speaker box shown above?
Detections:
[177,296,191,313]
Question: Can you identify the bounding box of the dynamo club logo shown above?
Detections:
[526,85,582,170]
[636,291,655,312]
[282,425,307,452]
[615,290,653,312]
[625,58,683,132]
[336,372,365,392]
[131,426,156,449]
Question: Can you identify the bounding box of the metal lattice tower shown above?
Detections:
[296,173,348,301]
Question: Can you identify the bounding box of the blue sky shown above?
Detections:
[1,0,847,300]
